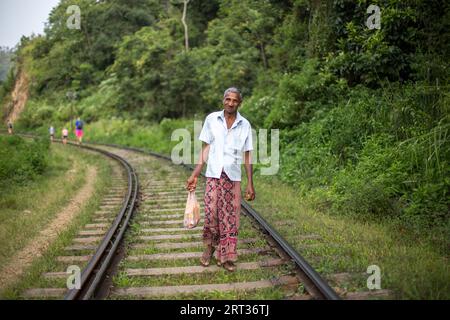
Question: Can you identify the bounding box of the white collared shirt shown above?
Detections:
[199,110,253,181]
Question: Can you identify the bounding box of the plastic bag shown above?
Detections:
[183,191,200,229]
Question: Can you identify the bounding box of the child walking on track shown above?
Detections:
[62,128,68,145]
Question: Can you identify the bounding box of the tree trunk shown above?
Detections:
[181,0,190,52]
[258,40,268,69]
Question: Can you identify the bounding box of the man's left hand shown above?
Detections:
[245,184,255,201]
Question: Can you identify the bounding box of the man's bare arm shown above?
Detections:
[186,143,210,191]
[244,151,255,201]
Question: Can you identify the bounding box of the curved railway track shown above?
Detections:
[18,139,138,299]
[13,136,339,300]
[95,145,340,300]
[63,143,139,300]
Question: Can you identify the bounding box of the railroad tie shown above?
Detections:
[126,248,269,261]
[22,288,67,299]
[138,233,203,241]
[77,229,106,236]
[111,276,298,298]
[125,259,286,276]
[56,255,91,263]
[140,226,203,233]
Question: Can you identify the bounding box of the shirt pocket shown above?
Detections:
[231,127,246,150]
[231,139,244,153]
[229,139,244,165]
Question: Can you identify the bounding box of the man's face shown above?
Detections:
[223,92,241,115]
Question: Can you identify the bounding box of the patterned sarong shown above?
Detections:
[203,171,241,263]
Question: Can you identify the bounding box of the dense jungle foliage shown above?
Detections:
[0,135,50,189]
[1,0,449,238]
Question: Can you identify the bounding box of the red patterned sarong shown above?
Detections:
[203,171,241,263]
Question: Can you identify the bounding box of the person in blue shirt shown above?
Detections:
[186,87,255,272]
[75,117,84,145]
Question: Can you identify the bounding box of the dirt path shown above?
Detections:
[0,165,97,293]
[4,68,29,124]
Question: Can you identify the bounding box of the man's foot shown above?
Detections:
[223,261,236,272]
[200,245,215,267]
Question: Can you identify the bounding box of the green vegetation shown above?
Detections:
[109,156,292,300]
[0,135,50,188]
[0,47,14,82]
[0,47,15,109]
[85,117,198,154]
[1,0,449,299]
[249,174,449,300]
[0,142,114,298]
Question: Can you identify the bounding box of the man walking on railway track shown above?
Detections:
[186,87,255,272]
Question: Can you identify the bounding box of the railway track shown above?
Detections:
[20,141,138,299]
[103,146,302,299]
[17,139,344,300]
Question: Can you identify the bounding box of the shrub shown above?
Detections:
[0,135,50,189]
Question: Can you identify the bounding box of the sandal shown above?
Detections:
[200,245,215,267]
[223,261,236,272]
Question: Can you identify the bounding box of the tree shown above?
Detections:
[25,0,161,93]
[0,47,14,82]
[181,0,190,51]
[111,22,184,119]
[218,0,283,69]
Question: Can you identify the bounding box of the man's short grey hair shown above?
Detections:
[223,87,242,101]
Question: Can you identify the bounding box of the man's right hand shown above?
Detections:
[186,175,198,191]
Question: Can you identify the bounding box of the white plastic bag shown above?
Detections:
[183,191,200,229]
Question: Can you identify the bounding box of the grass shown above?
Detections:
[107,153,295,300]
[113,265,286,288]
[0,142,114,299]
[247,174,450,300]
[109,287,287,300]
[84,117,197,156]
[14,123,449,299]
[0,143,84,270]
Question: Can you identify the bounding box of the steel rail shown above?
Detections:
[86,141,340,300]
[7,133,140,299]
[63,143,139,300]
[240,201,340,300]
[6,133,337,299]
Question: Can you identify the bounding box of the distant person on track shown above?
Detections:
[62,127,68,145]
[186,87,255,272]
[49,126,55,142]
[75,117,84,145]
[7,119,13,135]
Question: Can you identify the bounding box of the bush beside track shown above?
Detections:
[0,135,49,188]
